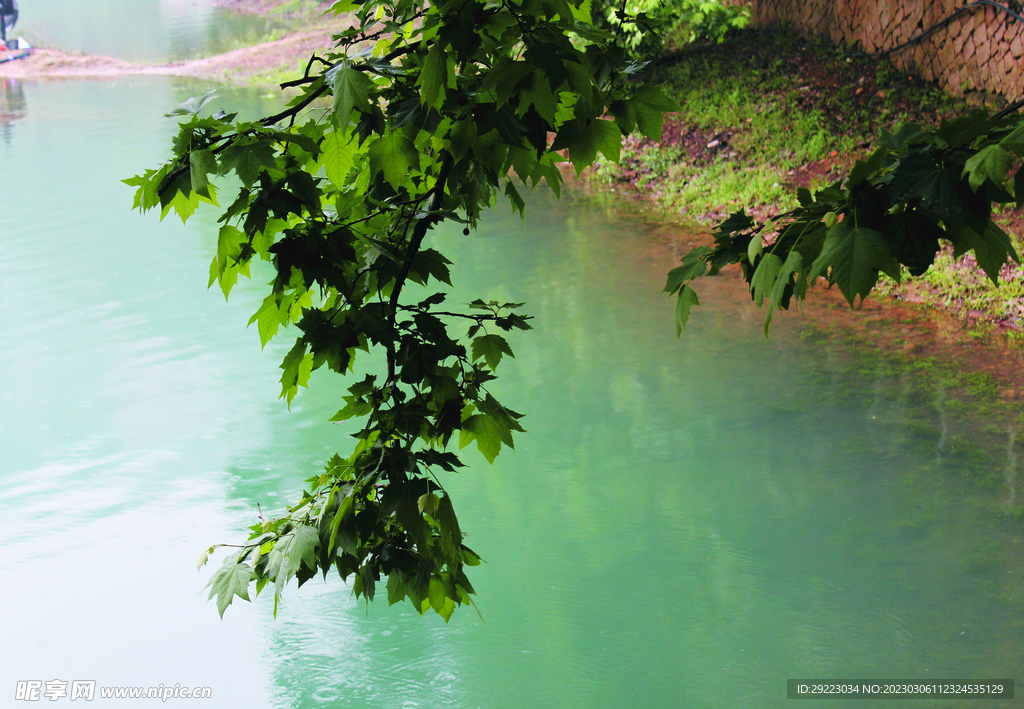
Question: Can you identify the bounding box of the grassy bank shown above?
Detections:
[596,29,1024,334]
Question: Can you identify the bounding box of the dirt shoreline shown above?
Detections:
[0,1,341,84]
[0,28,334,84]
[213,0,333,15]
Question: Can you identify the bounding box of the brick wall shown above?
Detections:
[736,0,1024,103]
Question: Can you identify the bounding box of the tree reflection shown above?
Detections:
[0,77,26,145]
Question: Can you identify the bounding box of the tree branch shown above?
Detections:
[384,152,454,387]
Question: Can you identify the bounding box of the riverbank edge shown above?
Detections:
[590,29,1024,338]
[0,2,342,85]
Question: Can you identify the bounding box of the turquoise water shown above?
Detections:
[2,49,1024,709]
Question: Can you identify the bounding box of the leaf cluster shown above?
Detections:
[667,108,1024,335]
[130,0,677,618]
[598,0,750,51]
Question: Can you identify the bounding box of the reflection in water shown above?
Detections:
[930,378,950,462]
[0,77,26,144]
[1004,426,1018,513]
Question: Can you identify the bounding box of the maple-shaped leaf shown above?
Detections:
[417,43,448,109]
[674,284,700,336]
[810,223,900,306]
[459,413,512,463]
[165,89,217,117]
[218,140,277,188]
[368,132,419,187]
[551,118,622,174]
[471,334,514,371]
[962,144,1014,192]
[266,524,320,604]
[329,64,374,129]
[205,554,256,618]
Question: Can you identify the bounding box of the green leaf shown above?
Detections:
[504,180,526,216]
[211,224,249,299]
[570,0,592,22]
[750,253,783,307]
[218,140,277,188]
[552,118,622,175]
[321,130,357,188]
[123,167,165,212]
[879,122,926,150]
[135,0,712,621]
[386,572,406,606]
[747,235,763,265]
[628,84,681,141]
[1000,141,1024,159]
[360,565,376,602]
[329,396,373,421]
[810,223,899,306]
[158,170,199,223]
[166,89,217,117]
[1015,166,1024,207]
[770,250,803,309]
[267,524,320,602]
[674,285,700,336]
[962,144,1014,192]
[409,248,452,285]
[459,413,510,463]
[460,546,482,566]
[248,294,284,347]
[471,334,514,371]
[417,492,440,516]
[1001,123,1024,147]
[368,132,419,187]
[280,339,313,405]
[663,246,710,294]
[518,72,559,124]
[448,119,478,161]
[435,493,462,564]
[189,149,218,198]
[954,219,1019,283]
[936,110,997,147]
[329,0,358,15]
[328,493,356,556]
[845,147,886,188]
[437,592,456,622]
[418,43,448,109]
[205,554,256,618]
[330,65,375,129]
[428,576,447,614]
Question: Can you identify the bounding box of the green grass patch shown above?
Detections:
[600,28,965,221]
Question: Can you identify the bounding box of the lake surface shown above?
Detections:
[2,31,1024,709]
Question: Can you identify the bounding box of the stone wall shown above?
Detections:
[736,0,1024,103]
